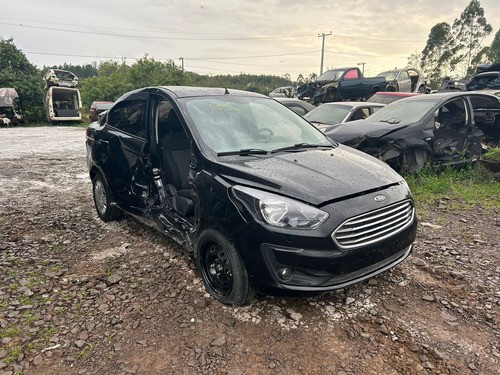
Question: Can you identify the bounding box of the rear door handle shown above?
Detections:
[97,139,109,145]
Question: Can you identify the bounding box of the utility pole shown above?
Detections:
[179,57,184,70]
[318,31,332,75]
[357,62,366,75]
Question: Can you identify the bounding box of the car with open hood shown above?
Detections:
[86,86,417,305]
[324,92,500,172]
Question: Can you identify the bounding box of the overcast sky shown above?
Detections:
[2,0,499,79]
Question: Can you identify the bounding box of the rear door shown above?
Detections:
[94,91,151,210]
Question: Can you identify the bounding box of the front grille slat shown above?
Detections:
[336,206,413,235]
[335,211,412,241]
[333,200,415,249]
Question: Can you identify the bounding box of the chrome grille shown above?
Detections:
[333,200,415,249]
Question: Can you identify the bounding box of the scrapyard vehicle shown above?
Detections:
[377,68,427,93]
[437,77,467,92]
[297,67,387,104]
[0,88,25,126]
[43,69,78,89]
[44,69,82,123]
[466,71,500,91]
[86,86,417,305]
[324,92,500,173]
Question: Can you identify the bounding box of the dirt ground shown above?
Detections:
[0,126,499,375]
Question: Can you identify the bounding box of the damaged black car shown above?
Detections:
[86,86,417,305]
[324,92,500,172]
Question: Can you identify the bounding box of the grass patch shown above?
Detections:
[38,327,58,342]
[3,346,22,365]
[483,147,500,161]
[0,325,23,339]
[406,164,500,211]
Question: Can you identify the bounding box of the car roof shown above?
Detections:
[320,101,385,108]
[159,86,265,99]
[400,91,498,102]
[114,86,267,104]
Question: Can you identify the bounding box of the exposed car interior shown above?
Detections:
[156,100,194,218]
[434,99,468,162]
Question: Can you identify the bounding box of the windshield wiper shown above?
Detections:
[271,143,333,154]
[217,148,269,156]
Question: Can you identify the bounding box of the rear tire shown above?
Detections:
[196,229,255,306]
[92,173,122,222]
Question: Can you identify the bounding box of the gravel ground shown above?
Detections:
[0,126,499,375]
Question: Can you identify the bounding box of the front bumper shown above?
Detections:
[234,185,417,295]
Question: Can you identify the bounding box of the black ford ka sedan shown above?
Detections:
[86,86,417,305]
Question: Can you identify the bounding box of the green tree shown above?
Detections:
[0,38,44,122]
[420,22,452,88]
[451,0,492,76]
[405,51,422,69]
[489,29,500,62]
[79,57,191,108]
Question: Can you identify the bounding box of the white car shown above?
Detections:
[304,101,385,132]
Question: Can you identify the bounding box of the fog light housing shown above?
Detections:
[278,267,294,281]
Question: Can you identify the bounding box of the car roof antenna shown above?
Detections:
[224,87,230,95]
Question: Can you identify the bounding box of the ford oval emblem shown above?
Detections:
[374,194,386,202]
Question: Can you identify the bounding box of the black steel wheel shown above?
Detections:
[196,229,255,305]
[92,173,122,222]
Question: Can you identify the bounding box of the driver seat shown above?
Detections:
[160,110,193,216]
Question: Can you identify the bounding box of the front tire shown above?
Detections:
[92,173,122,222]
[196,229,255,306]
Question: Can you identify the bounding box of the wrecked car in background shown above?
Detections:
[86,86,417,305]
[466,71,500,91]
[89,101,114,122]
[269,86,296,98]
[44,69,78,88]
[437,77,467,92]
[304,102,385,132]
[324,92,500,172]
[297,67,387,104]
[44,69,82,123]
[377,68,427,93]
[273,97,315,116]
[0,88,25,126]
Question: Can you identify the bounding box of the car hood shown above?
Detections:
[324,120,410,144]
[212,146,402,206]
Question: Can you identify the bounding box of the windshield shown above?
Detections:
[317,69,345,82]
[304,104,351,125]
[366,98,440,125]
[182,96,331,155]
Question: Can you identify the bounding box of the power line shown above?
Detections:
[0,21,313,41]
[0,17,429,42]
[0,17,313,38]
[24,50,320,61]
[325,50,408,59]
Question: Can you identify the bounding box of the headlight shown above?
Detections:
[232,185,329,229]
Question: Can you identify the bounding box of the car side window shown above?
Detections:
[351,108,369,121]
[344,69,359,80]
[107,99,146,138]
[400,71,409,80]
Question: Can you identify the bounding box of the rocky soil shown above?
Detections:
[0,126,499,375]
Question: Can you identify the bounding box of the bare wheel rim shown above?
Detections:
[94,179,108,215]
[202,243,233,297]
